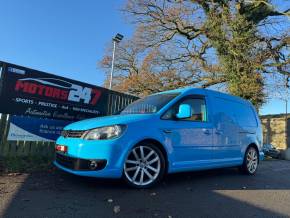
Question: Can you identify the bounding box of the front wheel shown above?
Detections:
[123,143,166,188]
[241,146,259,175]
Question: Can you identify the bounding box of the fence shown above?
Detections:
[0,93,138,158]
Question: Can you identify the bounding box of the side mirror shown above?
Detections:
[176,104,191,119]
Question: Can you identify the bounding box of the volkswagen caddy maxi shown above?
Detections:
[54,88,264,188]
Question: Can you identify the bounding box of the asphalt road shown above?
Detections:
[1,159,290,218]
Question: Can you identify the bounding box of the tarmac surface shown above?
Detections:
[1,159,290,218]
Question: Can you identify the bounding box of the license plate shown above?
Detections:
[55,145,68,153]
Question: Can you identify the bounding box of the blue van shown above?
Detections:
[54,88,264,188]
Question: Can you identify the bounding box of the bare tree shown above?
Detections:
[266,73,290,118]
[100,0,289,108]
[100,34,226,96]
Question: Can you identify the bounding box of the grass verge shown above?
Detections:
[0,156,54,173]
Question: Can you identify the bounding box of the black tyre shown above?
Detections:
[241,146,259,175]
[123,143,166,188]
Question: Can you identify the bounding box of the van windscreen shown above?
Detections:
[121,93,179,115]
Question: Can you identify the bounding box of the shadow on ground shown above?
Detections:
[1,159,290,218]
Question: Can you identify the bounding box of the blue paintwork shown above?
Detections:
[54,88,264,178]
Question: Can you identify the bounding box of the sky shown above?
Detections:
[0,0,289,115]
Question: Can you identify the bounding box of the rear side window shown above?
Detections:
[235,104,257,127]
[162,97,207,122]
[214,97,257,127]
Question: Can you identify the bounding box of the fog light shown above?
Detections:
[89,161,98,170]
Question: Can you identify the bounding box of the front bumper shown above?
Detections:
[53,160,122,178]
[55,153,107,171]
[53,136,128,178]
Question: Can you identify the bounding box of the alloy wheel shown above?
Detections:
[124,145,161,187]
[246,147,258,174]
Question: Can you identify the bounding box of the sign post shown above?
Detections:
[0,62,110,121]
[0,61,138,142]
[8,116,71,141]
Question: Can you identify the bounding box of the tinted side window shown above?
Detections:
[235,104,257,127]
[214,97,257,127]
[162,98,207,122]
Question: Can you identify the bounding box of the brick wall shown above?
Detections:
[260,114,289,150]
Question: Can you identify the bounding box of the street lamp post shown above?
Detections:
[109,33,124,89]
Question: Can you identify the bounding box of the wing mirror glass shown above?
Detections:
[176,104,191,119]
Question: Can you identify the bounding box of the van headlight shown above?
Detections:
[83,125,126,140]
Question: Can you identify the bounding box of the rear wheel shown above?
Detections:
[123,143,166,188]
[241,146,259,175]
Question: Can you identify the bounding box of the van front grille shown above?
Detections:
[61,130,86,138]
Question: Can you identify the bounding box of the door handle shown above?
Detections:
[163,129,172,134]
[215,130,223,135]
[203,129,211,135]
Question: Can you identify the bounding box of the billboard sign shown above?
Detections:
[0,62,110,121]
[7,116,71,141]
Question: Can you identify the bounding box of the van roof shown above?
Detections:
[158,87,251,105]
